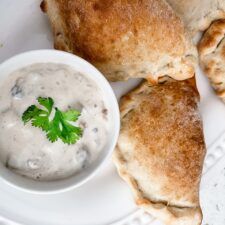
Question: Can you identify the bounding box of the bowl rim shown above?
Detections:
[0,49,120,194]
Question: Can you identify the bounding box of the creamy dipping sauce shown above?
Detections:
[0,63,111,181]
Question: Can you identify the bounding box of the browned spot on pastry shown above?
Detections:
[136,198,150,206]
[40,0,47,12]
[146,76,158,85]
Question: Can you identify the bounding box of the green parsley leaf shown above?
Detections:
[22,105,42,124]
[37,97,54,114]
[22,97,83,145]
[61,109,81,122]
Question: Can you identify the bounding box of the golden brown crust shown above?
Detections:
[198,19,225,101]
[113,78,206,225]
[40,0,47,12]
[41,0,197,82]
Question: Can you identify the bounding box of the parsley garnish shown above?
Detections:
[22,97,83,145]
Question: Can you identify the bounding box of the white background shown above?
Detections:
[0,1,225,225]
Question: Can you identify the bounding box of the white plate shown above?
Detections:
[1,1,225,225]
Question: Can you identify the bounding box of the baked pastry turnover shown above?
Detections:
[198,19,225,102]
[113,78,206,225]
[41,0,197,82]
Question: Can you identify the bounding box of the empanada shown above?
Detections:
[198,19,225,102]
[113,78,206,225]
[41,0,197,82]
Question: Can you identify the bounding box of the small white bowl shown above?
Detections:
[0,50,120,194]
